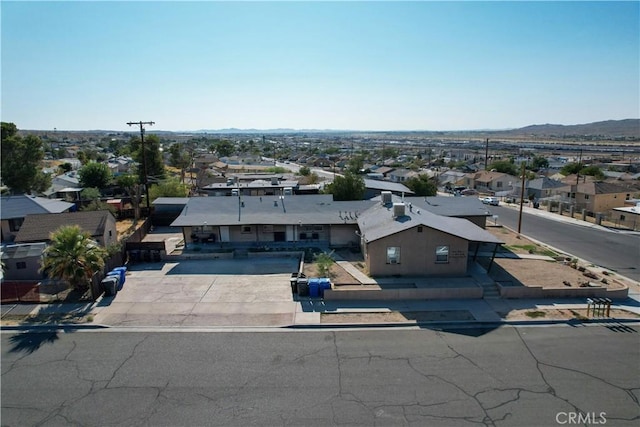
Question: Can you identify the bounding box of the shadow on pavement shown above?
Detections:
[9,330,60,354]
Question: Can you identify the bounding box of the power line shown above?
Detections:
[126,121,155,211]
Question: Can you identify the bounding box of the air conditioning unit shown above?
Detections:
[393,203,406,218]
[381,191,392,205]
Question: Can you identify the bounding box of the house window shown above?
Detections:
[386,247,400,264]
[9,219,23,232]
[109,230,113,237]
[435,246,449,263]
[496,182,503,188]
[626,194,630,200]
[16,262,26,269]
[620,215,626,221]
[584,194,590,200]
[242,226,252,234]
[417,226,423,233]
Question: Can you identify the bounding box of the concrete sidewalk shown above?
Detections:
[3,294,639,329]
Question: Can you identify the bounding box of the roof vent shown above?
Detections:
[381,191,392,206]
[393,202,406,218]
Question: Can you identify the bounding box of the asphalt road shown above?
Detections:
[2,326,639,426]
[489,205,640,283]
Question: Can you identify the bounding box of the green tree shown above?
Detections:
[580,165,605,180]
[40,225,107,292]
[117,174,142,221]
[298,166,311,176]
[131,134,166,185]
[530,156,549,171]
[1,125,47,194]
[58,162,73,174]
[404,175,438,197]
[346,155,365,174]
[325,172,365,201]
[80,187,115,213]
[148,179,189,202]
[79,162,112,189]
[314,251,335,277]
[488,160,518,176]
[1,122,17,140]
[213,140,234,157]
[169,142,194,183]
[560,162,583,176]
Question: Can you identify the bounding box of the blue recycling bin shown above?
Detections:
[112,267,127,286]
[319,278,331,298]
[308,278,320,298]
[106,271,122,290]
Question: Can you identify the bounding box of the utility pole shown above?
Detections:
[517,162,526,235]
[484,138,489,170]
[126,120,155,212]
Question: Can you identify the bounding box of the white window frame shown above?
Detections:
[435,245,449,263]
[386,247,400,264]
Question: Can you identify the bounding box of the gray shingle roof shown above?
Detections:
[403,196,492,218]
[0,195,74,220]
[14,211,114,243]
[363,179,413,194]
[171,195,376,227]
[357,202,503,244]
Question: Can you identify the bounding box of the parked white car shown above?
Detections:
[480,196,500,206]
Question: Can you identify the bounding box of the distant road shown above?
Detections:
[275,160,337,181]
[489,205,640,283]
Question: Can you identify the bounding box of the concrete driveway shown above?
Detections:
[92,258,300,327]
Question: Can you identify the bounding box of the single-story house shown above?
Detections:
[567,182,633,213]
[357,197,503,277]
[512,177,567,201]
[0,242,47,281]
[170,193,501,277]
[363,179,413,200]
[1,195,74,243]
[464,171,517,195]
[171,195,375,247]
[14,210,117,247]
[610,203,640,230]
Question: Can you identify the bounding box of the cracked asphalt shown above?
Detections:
[2,326,639,426]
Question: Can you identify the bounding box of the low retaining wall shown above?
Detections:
[498,283,628,299]
[324,287,483,301]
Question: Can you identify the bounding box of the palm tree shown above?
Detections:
[40,225,107,292]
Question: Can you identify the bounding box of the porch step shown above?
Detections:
[481,283,501,299]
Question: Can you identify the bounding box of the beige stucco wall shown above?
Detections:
[330,224,359,246]
[365,226,468,277]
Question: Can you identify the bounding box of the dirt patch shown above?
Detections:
[488,258,624,289]
[502,308,640,321]
[485,226,558,257]
[321,310,475,323]
[303,261,361,285]
[1,306,95,326]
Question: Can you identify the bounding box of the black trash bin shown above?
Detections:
[297,278,309,297]
[101,276,118,297]
[290,273,298,295]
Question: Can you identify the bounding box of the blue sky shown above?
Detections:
[2,1,638,131]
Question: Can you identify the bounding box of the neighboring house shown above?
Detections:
[404,196,493,229]
[14,210,117,247]
[202,178,299,197]
[564,182,633,213]
[388,168,416,183]
[52,171,81,189]
[172,195,375,247]
[357,198,503,277]
[464,171,517,195]
[363,179,414,200]
[0,243,46,281]
[610,203,640,230]
[512,177,567,201]
[373,166,395,178]
[437,170,467,188]
[0,195,74,243]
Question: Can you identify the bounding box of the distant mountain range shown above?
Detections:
[498,119,639,138]
[191,119,639,138]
